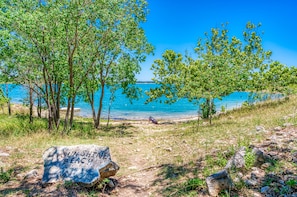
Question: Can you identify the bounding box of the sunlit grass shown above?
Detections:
[0,95,296,196]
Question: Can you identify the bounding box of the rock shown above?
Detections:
[164,147,172,152]
[283,123,293,127]
[42,145,119,187]
[24,169,38,180]
[206,170,233,196]
[292,193,297,197]
[245,179,258,187]
[261,186,270,193]
[252,192,263,197]
[274,126,282,131]
[0,152,10,157]
[261,162,272,169]
[253,148,273,166]
[256,126,265,132]
[108,179,115,188]
[128,166,138,170]
[225,147,246,170]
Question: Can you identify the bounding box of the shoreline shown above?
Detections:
[7,96,287,123]
[7,102,240,122]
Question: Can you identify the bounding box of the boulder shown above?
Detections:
[225,146,246,170]
[206,170,233,196]
[42,145,119,187]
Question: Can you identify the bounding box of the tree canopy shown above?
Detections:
[146,22,290,123]
[0,0,153,131]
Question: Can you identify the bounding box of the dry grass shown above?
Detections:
[0,96,296,196]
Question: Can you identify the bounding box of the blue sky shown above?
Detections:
[137,0,297,81]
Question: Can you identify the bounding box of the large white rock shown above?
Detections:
[42,145,119,187]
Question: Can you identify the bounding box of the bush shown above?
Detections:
[200,99,216,119]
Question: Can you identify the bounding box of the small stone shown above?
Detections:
[237,172,244,178]
[278,180,285,185]
[164,147,172,152]
[274,126,282,131]
[250,172,258,180]
[261,162,271,169]
[284,169,294,175]
[245,179,258,186]
[283,123,293,127]
[108,179,115,188]
[260,186,270,193]
[0,152,10,157]
[256,126,265,132]
[252,192,262,197]
[128,166,138,170]
[24,169,38,180]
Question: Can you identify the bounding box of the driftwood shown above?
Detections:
[206,170,233,196]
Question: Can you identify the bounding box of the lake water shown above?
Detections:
[2,84,249,120]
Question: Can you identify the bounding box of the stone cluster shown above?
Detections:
[206,123,297,196]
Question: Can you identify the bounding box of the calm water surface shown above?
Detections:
[3,84,249,120]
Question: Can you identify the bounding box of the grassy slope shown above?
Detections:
[0,96,296,196]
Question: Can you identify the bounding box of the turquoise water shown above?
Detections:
[2,84,249,120]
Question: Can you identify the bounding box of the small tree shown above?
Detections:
[147,22,271,124]
[0,88,8,113]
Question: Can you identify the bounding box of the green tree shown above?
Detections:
[252,61,297,96]
[0,0,153,132]
[147,22,271,124]
[80,0,153,129]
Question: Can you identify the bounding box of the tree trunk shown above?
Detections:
[29,86,33,124]
[55,84,61,127]
[107,102,112,127]
[90,92,97,126]
[5,84,11,116]
[95,84,105,129]
[106,92,115,127]
[208,98,212,125]
[37,96,42,118]
[63,97,71,135]
[48,104,53,132]
[70,95,76,129]
[7,100,11,116]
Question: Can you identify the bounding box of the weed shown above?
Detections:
[219,190,233,197]
[286,179,297,187]
[234,179,246,190]
[97,178,110,189]
[64,180,76,188]
[280,185,291,195]
[265,160,283,173]
[183,178,204,191]
[244,148,256,170]
[0,167,13,183]
[263,177,273,187]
